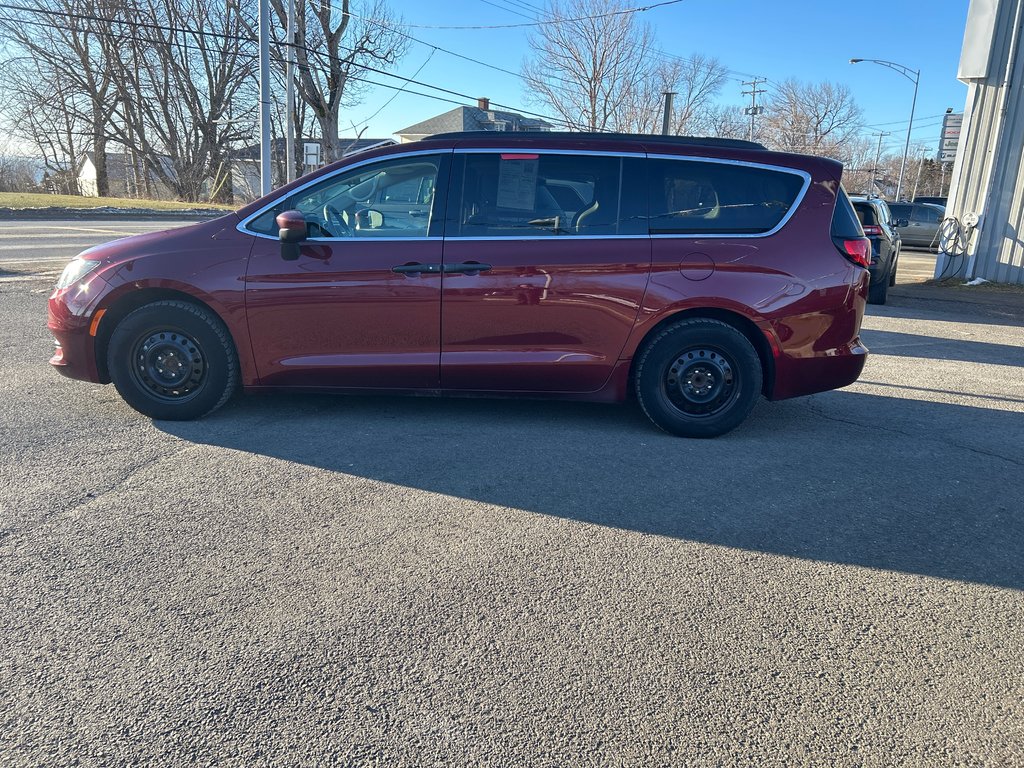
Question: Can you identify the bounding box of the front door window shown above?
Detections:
[245,155,442,239]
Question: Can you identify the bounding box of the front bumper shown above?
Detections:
[47,274,109,384]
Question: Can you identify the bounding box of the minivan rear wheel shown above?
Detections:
[107,300,239,420]
[635,318,762,438]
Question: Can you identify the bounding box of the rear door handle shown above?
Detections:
[392,262,442,274]
[444,262,492,274]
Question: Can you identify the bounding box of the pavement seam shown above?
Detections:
[0,442,194,547]
[803,400,1024,468]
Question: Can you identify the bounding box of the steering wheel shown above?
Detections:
[323,204,353,237]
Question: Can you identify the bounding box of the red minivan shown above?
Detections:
[48,132,870,437]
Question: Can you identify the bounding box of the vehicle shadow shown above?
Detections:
[158,389,1024,591]
[860,328,1024,367]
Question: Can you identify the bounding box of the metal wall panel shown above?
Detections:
[943,0,1024,284]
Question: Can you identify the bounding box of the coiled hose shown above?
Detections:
[935,217,971,279]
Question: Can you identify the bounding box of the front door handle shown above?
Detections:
[392,262,442,274]
[444,262,492,275]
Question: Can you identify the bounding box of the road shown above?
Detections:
[0,219,204,272]
[1,221,1022,766]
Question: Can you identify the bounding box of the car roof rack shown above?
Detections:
[427,130,767,151]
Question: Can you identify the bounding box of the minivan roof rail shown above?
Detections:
[427,130,767,150]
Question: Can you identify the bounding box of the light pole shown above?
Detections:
[850,58,920,202]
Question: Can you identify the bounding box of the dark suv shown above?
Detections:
[48,132,870,438]
[851,196,902,305]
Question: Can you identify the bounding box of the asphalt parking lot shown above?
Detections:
[1,221,1022,766]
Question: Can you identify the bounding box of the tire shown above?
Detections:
[634,318,763,438]
[868,275,889,305]
[888,250,899,286]
[107,300,239,420]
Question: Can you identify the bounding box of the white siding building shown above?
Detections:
[941,0,1024,283]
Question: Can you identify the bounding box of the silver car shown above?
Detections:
[888,202,944,249]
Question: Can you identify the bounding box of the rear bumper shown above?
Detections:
[768,267,869,400]
[769,338,868,400]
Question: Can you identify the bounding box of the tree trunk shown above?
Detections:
[93,116,109,197]
[319,109,340,165]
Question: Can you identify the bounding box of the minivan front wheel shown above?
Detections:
[635,319,763,438]
[107,300,239,420]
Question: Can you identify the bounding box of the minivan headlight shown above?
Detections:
[56,258,101,290]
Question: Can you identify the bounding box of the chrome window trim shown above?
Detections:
[644,153,811,240]
[235,148,452,241]
[236,147,812,242]
[453,147,643,158]
[442,234,649,242]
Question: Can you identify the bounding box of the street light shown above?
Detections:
[850,58,920,202]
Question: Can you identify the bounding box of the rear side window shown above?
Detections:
[831,188,864,238]
[648,158,805,235]
[889,204,912,220]
[914,205,941,223]
[452,153,625,237]
[853,203,878,227]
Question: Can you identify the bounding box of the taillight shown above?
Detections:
[861,224,882,236]
[834,237,871,268]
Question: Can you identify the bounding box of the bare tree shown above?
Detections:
[102,0,258,201]
[521,0,728,135]
[269,0,408,164]
[6,61,88,193]
[701,103,748,140]
[616,54,730,134]
[521,0,653,132]
[762,79,864,159]
[1,0,118,194]
[0,142,42,192]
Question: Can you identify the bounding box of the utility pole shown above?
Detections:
[661,91,676,135]
[258,0,272,195]
[871,130,890,194]
[285,0,296,184]
[742,78,766,142]
[911,145,928,201]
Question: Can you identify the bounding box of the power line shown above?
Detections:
[0,1,587,132]
[346,0,687,30]
[348,48,436,131]
[864,112,949,128]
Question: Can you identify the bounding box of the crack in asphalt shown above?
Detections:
[0,442,194,547]
[803,400,1024,469]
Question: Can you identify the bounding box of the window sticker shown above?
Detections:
[496,158,539,210]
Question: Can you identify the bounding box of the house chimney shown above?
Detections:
[477,97,490,111]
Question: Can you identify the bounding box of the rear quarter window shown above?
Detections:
[648,158,806,235]
[831,188,864,239]
[853,203,878,227]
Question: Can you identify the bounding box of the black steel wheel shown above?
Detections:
[663,347,739,417]
[129,329,207,402]
[108,300,238,420]
[635,318,762,438]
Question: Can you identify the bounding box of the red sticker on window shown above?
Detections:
[500,153,539,160]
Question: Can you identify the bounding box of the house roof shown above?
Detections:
[395,106,553,137]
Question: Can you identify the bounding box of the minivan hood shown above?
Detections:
[77,214,239,266]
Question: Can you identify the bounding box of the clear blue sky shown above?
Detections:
[349,0,970,156]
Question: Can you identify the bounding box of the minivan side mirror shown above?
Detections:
[276,210,307,261]
[895,218,909,228]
